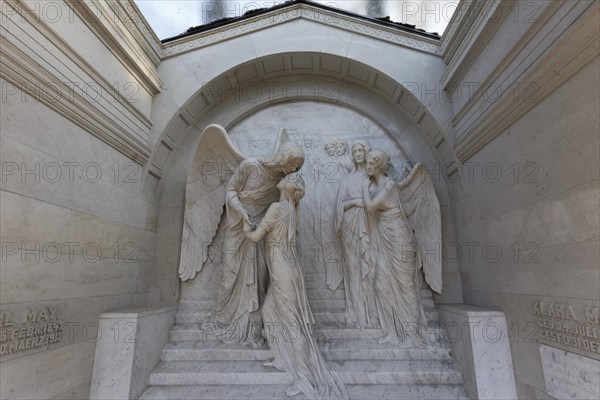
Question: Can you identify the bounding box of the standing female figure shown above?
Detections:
[334,140,377,329]
[362,150,429,346]
[213,142,305,347]
[244,175,348,400]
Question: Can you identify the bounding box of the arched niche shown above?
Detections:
[149,53,462,305]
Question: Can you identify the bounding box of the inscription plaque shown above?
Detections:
[0,307,63,356]
[533,300,600,355]
[540,344,600,399]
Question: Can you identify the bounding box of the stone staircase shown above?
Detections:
[139,269,469,399]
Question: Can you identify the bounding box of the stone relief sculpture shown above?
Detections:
[243,174,348,400]
[362,150,442,345]
[333,139,352,173]
[317,140,347,290]
[301,138,326,271]
[178,124,304,347]
[178,123,441,355]
[334,140,378,329]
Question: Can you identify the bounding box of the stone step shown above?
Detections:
[178,292,433,308]
[149,360,463,386]
[313,309,439,324]
[306,288,346,300]
[307,298,434,311]
[176,293,434,314]
[302,274,433,293]
[308,299,346,311]
[174,308,440,325]
[176,312,212,324]
[306,287,433,299]
[140,384,470,399]
[161,338,451,362]
[170,323,388,341]
[170,323,443,343]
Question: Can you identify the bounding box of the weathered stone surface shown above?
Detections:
[540,345,600,400]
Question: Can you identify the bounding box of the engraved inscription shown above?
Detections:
[533,301,600,354]
[0,307,63,356]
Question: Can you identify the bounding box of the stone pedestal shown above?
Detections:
[437,304,517,399]
[89,306,177,400]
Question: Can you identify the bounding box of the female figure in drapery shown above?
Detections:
[362,150,430,346]
[334,140,377,329]
[244,175,348,400]
[213,141,305,347]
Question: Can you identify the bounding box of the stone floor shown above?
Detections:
[140,270,470,399]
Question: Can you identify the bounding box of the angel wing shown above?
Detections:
[179,124,245,281]
[399,163,442,294]
[272,127,290,154]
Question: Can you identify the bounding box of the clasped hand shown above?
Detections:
[243,220,257,233]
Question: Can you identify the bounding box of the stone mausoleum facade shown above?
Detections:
[0,0,598,399]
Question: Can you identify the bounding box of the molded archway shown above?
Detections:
[148,52,462,305]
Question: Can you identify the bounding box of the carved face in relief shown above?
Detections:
[277,174,305,202]
[366,158,377,177]
[282,156,304,175]
[352,146,366,164]
[334,141,348,156]
[366,150,389,177]
[273,143,305,175]
[324,142,336,156]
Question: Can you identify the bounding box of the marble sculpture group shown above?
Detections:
[178,124,442,399]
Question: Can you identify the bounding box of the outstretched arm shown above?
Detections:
[244,203,280,242]
[362,179,395,212]
[397,164,420,190]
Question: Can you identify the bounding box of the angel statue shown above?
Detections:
[361,149,442,346]
[244,174,348,400]
[178,124,304,347]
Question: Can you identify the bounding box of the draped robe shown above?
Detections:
[213,159,281,344]
[253,202,348,400]
[367,178,429,345]
[335,173,377,328]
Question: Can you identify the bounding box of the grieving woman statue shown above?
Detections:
[361,150,442,346]
[244,174,348,400]
[334,140,377,329]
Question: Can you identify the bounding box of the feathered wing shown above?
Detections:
[179,124,245,281]
[399,163,442,294]
[272,127,290,154]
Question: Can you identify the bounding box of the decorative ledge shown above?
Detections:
[64,0,163,95]
[454,0,599,162]
[0,39,151,165]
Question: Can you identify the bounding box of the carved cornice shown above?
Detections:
[109,0,162,67]
[0,37,151,164]
[441,0,515,90]
[440,0,488,63]
[162,3,441,59]
[64,0,162,95]
[454,1,600,162]
[3,0,153,131]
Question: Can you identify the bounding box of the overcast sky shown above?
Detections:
[134,0,458,39]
